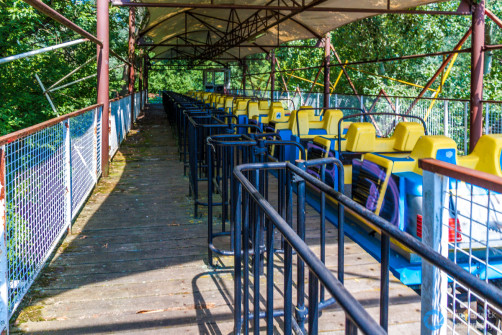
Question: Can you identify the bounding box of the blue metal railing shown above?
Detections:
[232,158,502,334]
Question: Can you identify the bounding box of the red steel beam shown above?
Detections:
[97,0,110,176]
[405,28,472,114]
[270,51,276,101]
[129,7,136,123]
[323,33,330,108]
[111,0,470,15]
[140,43,320,48]
[470,0,485,152]
[485,8,502,29]
[23,0,102,46]
[0,104,102,146]
[419,158,502,194]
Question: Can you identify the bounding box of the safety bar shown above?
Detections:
[336,112,428,159]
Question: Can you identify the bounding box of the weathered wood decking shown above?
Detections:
[11,105,422,334]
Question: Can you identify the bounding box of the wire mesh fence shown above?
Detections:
[0,92,146,329]
[109,95,132,158]
[421,164,502,335]
[4,122,67,317]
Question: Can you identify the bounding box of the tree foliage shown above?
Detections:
[3,0,502,135]
[0,0,137,135]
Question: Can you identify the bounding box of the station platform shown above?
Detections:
[11,104,422,334]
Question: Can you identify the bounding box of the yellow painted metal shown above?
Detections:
[331,60,347,92]
[345,66,436,92]
[424,48,460,121]
[285,72,325,87]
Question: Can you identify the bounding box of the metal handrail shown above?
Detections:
[293,159,502,308]
[336,111,428,159]
[0,103,103,146]
[233,159,385,335]
[233,157,502,334]
[419,158,502,193]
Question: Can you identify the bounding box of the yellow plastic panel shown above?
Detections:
[392,122,425,151]
[345,123,376,152]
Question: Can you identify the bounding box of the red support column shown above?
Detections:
[129,7,136,123]
[470,0,485,152]
[270,51,276,102]
[145,55,149,94]
[242,60,247,92]
[97,0,110,176]
[323,33,331,108]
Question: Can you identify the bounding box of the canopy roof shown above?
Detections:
[139,0,450,62]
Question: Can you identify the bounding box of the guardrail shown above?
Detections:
[420,158,502,335]
[232,158,502,334]
[0,92,146,332]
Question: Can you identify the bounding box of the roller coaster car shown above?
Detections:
[353,134,502,249]
[249,102,288,131]
[232,98,251,124]
[209,93,221,108]
[215,96,227,109]
[201,92,211,105]
[267,109,346,161]
[223,97,234,114]
[307,121,425,185]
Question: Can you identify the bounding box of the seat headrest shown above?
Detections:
[392,122,425,151]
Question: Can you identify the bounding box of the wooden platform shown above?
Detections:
[11,104,422,334]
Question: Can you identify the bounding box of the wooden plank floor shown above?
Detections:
[11,104,421,334]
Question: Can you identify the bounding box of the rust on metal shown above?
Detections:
[406,28,472,114]
[419,158,502,194]
[97,0,110,176]
[23,0,102,46]
[470,0,485,152]
[111,0,471,15]
[323,33,330,108]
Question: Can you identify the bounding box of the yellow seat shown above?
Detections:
[216,96,226,109]
[202,92,211,104]
[247,102,263,120]
[274,110,310,136]
[320,109,344,135]
[253,102,286,124]
[458,134,502,177]
[233,99,249,116]
[224,97,234,114]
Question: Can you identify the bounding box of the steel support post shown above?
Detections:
[470,0,485,151]
[145,55,149,96]
[63,120,72,231]
[242,61,247,92]
[421,171,449,335]
[270,51,276,102]
[97,0,110,176]
[129,7,136,126]
[323,33,331,108]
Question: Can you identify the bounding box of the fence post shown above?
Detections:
[0,146,9,334]
[485,103,490,134]
[464,102,469,153]
[63,120,72,230]
[444,101,449,137]
[421,170,449,335]
[93,108,98,182]
[335,94,338,108]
